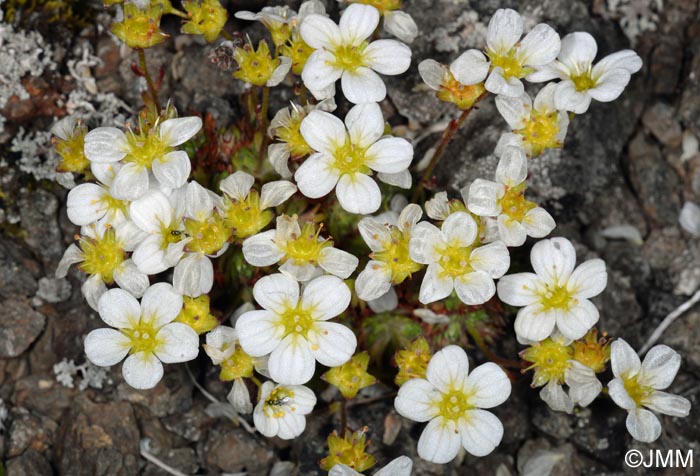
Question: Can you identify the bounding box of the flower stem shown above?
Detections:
[257,86,271,170]
[339,398,347,432]
[137,49,161,112]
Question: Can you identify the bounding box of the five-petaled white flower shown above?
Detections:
[529,32,643,113]
[608,339,691,443]
[448,8,560,97]
[394,345,511,463]
[236,273,357,385]
[330,456,413,476]
[66,164,129,228]
[300,3,412,103]
[466,145,555,246]
[253,381,317,439]
[494,82,569,158]
[409,212,510,305]
[243,214,358,281]
[84,283,199,389]
[497,237,607,343]
[84,116,202,200]
[295,102,413,214]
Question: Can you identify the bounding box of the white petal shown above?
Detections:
[276,413,307,440]
[301,50,343,92]
[84,127,128,163]
[495,145,527,186]
[56,244,83,278]
[154,322,199,363]
[374,456,413,476]
[587,69,631,102]
[554,81,591,113]
[98,288,141,328]
[294,153,340,199]
[254,273,300,314]
[267,56,292,87]
[418,59,447,90]
[419,264,454,304]
[82,274,107,311]
[141,282,183,328]
[565,360,602,407]
[464,362,511,408]
[426,345,469,392]
[341,68,386,104]
[555,298,599,340]
[450,49,489,85]
[558,32,597,70]
[159,116,202,147]
[467,178,502,217]
[268,143,293,178]
[236,309,285,357]
[594,50,643,75]
[268,335,316,385]
[409,221,442,263]
[280,260,319,282]
[485,68,525,97]
[345,102,384,149]
[110,162,149,201]
[611,339,642,378]
[522,207,556,238]
[355,262,392,301]
[497,272,540,306]
[458,410,504,457]
[184,181,214,220]
[424,192,450,220]
[383,10,418,43]
[51,115,77,140]
[366,137,413,174]
[455,270,496,305]
[364,39,412,75]
[394,378,440,422]
[300,110,347,155]
[132,235,169,274]
[517,23,561,66]
[530,237,577,286]
[302,275,351,320]
[540,380,574,413]
[228,378,253,414]
[398,203,422,232]
[243,230,284,266]
[567,259,607,299]
[300,13,342,49]
[339,3,379,46]
[367,287,398,313]
[626,408,661,443]
[152,151,190,189]
[378,170,412,189]
[67,183,108,225]
[318,247,359,279]
[641,345,681,390]
[219,171,254,201]
[514,304,555,342]
[173,253,213,297]
[645,391,691,417]
[260,180,298,208]
[336,173,381,214]
[486,8,523,53]
[495,92,531,130]
[113,260,149,298]
[308,321,357,367]
[122,351,164,390]
[442,211,478,247]
[84,328,131,366]
[417,417,462,464]
[533,82,559,112]
[608,377,636,411]
[130,190,173,233]
[499,216,528,247]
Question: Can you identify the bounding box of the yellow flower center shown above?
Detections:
[538,283,575,311]
[570,66,598,92]
[111,3,168,50]
[222,190,274,239]
[521,338,573,386]
[373,229,422,284]
[486,48,534,80]
[233,41,279,87]
[436,242,474,278]
[176,295,219,335]
[122,319,162,354]
[159,221,185,250]
[55,129,89,174]
[350,0,402,13]
[497,183,536,222]
[184,215,231,255]
[124,129,173,170]
[181,0,228,43]
[280,33,314,75]
[275,113,312,158]
[280,222,331,265]
[516,111,562,157]
[622,373,653,407]
[220,346,255,380]
[572,329,610,373]
[332,140,372,175]
[278,306,315,338]
[437,73,486,110]
[79,228,126,283]
[331,42,369,72]
[264,387,295,418]
[436,389,475,422]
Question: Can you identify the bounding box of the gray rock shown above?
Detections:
[642,102,683,148]
[5,449,53,476]
[0,239,40,299]
[7,407,58,458]
[35,277,71,303]
[18,189,64,267]
[0,298,46,357]
[200,423,274,476]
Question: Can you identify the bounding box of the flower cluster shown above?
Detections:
[51,1,690,473]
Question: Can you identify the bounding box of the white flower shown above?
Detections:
[295,103,413,214]
[449,9,560,97]
[394,345,511,463]
[356,203,423,301]
[236,273,356,385]
[129,188,190,275]
[66,169,128,228]
[300,4,412,103]
[529,32,643,113]
[465,146,555,246]
[409,212,510,305]
[494,83,569,158]
[497,237,607,342]
[608,339,691,442]
[382,10,418,44]
[242,214,358,281]
[253,381,316,439]
[84,283,199,389]
[84,116,201,200]
[330,456,413,476]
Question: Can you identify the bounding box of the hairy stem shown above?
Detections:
[137,49,161,111]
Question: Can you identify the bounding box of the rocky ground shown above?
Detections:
[1,0,700,475]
